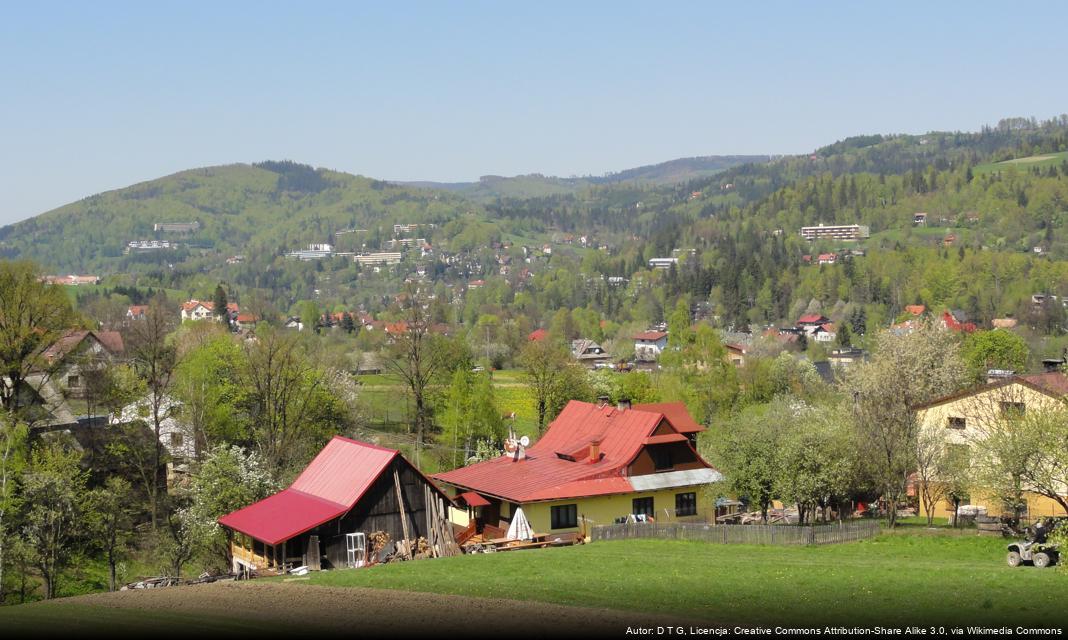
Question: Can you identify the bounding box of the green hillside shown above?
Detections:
[0,161,480,274]
[397,155,770,202]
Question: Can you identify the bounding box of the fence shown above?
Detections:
[589,520,881,545]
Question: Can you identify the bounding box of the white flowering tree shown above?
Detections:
[182,445,278,569]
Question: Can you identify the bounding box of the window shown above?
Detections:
[67,374,81,388]
[170,432,184,448]
[675,492,697,517]
[999,401,1026,418]
[550,504,577,529]
[632,497,654,518]
[947,416,966,430]
[651,447,673,471]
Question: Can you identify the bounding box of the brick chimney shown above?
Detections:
[588,439,601,463]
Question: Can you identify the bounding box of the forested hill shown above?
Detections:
[4,116,1068,335]
[395,154,771,201]
[0,161,481,273]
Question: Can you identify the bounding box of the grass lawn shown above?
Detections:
[301,534,1068,626]
[973,150,1068,175]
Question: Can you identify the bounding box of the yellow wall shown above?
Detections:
[916,381,1060,447]
[519,487,712,535]
[918,484,1066,519]
[916,381,1067,518]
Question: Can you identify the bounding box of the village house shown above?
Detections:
[827,347,866,370]
[809,322,837,343]
[817,253,837,265]
[725,343,747,367]
[126,305,149,322]
[41,274,100,286]
[434,400,721,536]
[633,330,669,362]
[913,372,1068,520]
[41,329,125,398]
[111,394,196,483]
[571,339,611,367]
[940,310,977,333]
[527,328,548,342]
[234,313,259,330]
[796,314,830,328]
[220,436,453,573]
[180,300,239,323]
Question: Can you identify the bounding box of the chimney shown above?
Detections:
[596,395,610,407]
[617,398,631,411]
[588,439,601,463]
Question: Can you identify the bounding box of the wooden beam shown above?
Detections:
[394,467,412,559]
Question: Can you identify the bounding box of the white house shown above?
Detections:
[112,395,196,482]
[634,330,669,362]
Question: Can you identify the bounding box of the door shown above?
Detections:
[345,532,366,568]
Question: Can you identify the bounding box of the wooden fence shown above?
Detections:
[590,520,881,545]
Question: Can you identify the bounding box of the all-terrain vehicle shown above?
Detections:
[1006,517,1065,568]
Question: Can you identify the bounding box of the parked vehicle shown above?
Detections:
[1006,517,1065,568]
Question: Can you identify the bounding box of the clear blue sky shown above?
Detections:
[2,1,1067,224]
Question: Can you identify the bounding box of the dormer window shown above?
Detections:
[651,447,673,471]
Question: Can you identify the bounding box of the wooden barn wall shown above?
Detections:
[296,459,439,569]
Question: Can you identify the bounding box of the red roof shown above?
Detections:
[644,433,689,445]
[456,491,491,508]
[905,305,926,316]
[1019,372,1068,397]
[40,329,124,364]
[632,402,704,434]
[633,331,668,341]
[219,436,444,545]
[434,401,714,503]
[528,328,548,342]
[797,314,828,325]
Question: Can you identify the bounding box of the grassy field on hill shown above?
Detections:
[2,533,1064,634]
[973,150,1068,175]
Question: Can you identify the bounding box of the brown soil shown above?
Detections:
[44,579,693,636]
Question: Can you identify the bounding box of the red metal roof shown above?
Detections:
[633,402,704,434]
[456,491,491,507]
[219,436,443,545]
[218,488,347,546]
[434,401,714,503]
[644,433,689,445]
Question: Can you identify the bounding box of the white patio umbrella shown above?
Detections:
[506,507,534,541]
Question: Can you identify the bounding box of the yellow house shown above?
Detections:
[434,400,722,537]
[914,372,1068,519]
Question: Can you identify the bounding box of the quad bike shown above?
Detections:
[1006,517,1065,568]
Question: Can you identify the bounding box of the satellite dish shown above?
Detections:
[519,436,530,447]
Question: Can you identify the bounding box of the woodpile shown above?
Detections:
[423,484,463,558]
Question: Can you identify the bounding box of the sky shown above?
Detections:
[2,1,1067,224]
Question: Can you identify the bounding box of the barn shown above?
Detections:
[219,435,453,572]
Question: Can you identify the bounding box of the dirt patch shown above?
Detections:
[41,579,695,636]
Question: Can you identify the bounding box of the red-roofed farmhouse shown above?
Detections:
[434,400,721,536]
[219,436,452,572]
